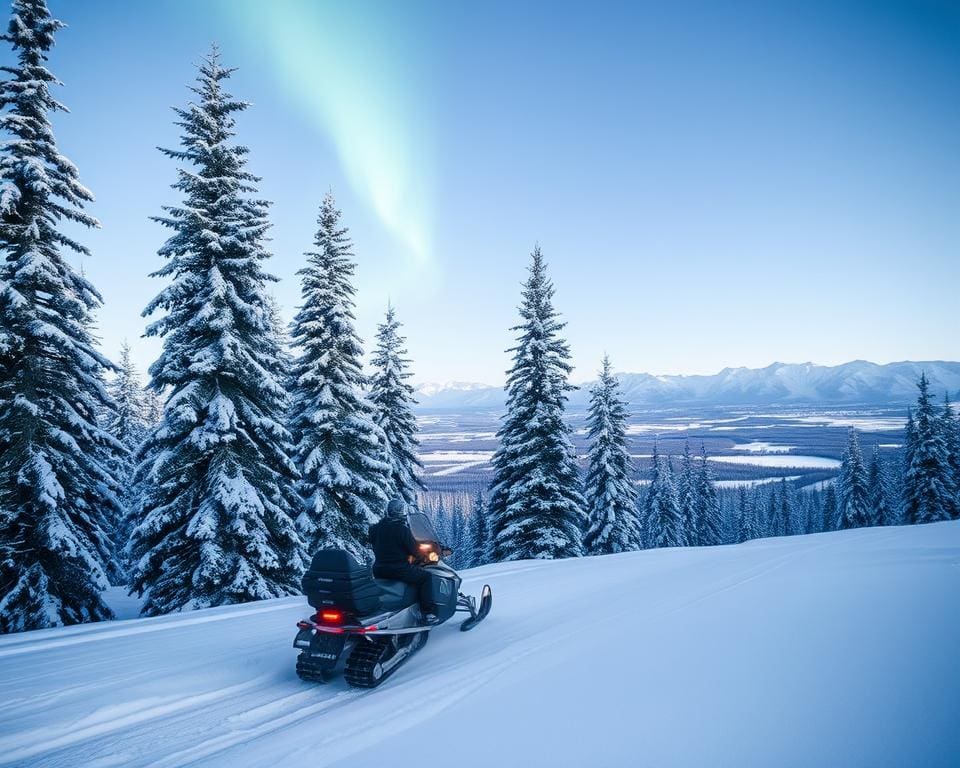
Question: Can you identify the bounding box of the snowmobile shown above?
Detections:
[293,511,492,688]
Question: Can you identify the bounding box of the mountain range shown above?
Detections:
[413,360,960,409]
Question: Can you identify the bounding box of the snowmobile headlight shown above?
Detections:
[428,551,439,563]
[418,543,433,552]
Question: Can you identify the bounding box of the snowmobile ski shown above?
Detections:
[459,584,492,632]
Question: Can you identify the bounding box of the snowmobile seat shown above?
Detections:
[375,579,419,611]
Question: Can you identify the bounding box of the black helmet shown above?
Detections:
[386,498,407,518]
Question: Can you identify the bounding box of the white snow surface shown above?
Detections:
[730,441,796,453]
[708,454,841,469]
[418,450,495,463]
[1,523,958,767]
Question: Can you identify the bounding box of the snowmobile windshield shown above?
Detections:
[407,512,440,545]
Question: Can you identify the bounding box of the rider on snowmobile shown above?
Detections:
[368,499,438,624]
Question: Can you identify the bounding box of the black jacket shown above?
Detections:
[369,518,420,568]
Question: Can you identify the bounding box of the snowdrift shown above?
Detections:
[1,522,958,767]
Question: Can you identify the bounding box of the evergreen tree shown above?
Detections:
[582,356,641,554]
[693,446,722,546]
[457,494,476,568]
[129,50,302,615]
[721,492,739,544]
[106,342,149,577]
[448,495,466,568]
[676,440,697,544]
[0,0,122,632]
[941,396,960,519]
[748,485,766,537]
[644,448,685,548]
[430,495,451,548]
[902,374,956,524]
[736,485,756,542]
[767,483,781,536]
[779,478,796,535]
[488,247,585,561]
[468,488,491,566]
[107,343,149,451]
[288,192,391,562]
[900,409,915,524]
[822,483,838,532]
[867,445,894,527]
[265,295,293,387]
[837,429,870,529]
[369,304,424,506]
[797,489,815,535]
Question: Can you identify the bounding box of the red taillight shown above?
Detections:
[318,609,343,625]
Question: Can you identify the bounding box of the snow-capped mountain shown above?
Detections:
[414,381,492,397]
[413,381,506,408]
[413,360,960,409]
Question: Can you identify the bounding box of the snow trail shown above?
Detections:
[1,522,958,767]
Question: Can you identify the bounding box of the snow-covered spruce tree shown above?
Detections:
[644,447,685,548]
[0,0,122,632]
[582,356,641,554]
[797,488,815,535]
[107,343,149,451]
[106,342,149,575]
[900,409,915,523]
[369,304,424,506]
[265,294,293,387]
[803,489,820,534]
[821,483,838,532]
[676,440,698,545]
[902,374,956,524]
[722,492,739,544]
[456,495,475,568]
[129,49,302,615]
[766,483,782,536]
[736,485,757,542]
[288,192,390,562]
[488,247,585,561]
[941,396,960,518]
[448,495,467,568]
[693,446,723,545]
[779,478,797,535]
[837,429,870,529]
[867,445,894,527]
[430,495,452,549]
[468,488,491,566]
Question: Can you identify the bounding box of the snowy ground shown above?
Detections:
[1,522,958,767]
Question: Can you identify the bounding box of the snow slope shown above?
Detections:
[1,523,958,768]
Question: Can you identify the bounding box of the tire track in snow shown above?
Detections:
[142,689,367,768]
[0,675,275,766]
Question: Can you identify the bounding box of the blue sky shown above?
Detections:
[39,0,960,383]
